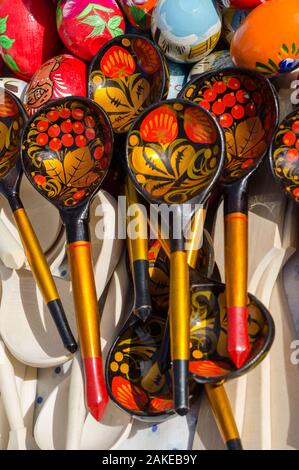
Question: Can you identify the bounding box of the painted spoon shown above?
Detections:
[89,34,169,135]
[126,98,225,414]
[179,67,279,367]
[0,88,76,354]
[21,96,114,421]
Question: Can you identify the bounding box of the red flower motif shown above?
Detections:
[140,105,178,144]
[133,38,161,74]
[34,175,46,186]
[73,190,86,200]
[183,107,217,144]
[189,360,231,377]
[241,158,254,170]
[111,376,149,412]
[148,396,173,413]
[100,46,136,78]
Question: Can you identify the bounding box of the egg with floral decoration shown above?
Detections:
[0,0,61,80]
[57,0,125,61]
[24,54,87,116]
[118,0,158,31]
[231,0,299,76]
[151,0,222,64]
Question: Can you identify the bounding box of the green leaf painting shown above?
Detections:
[77,3,113,19]
[3,53,20,72]
[130,5,146,28]
[0,15,8,35]
[76,3,124,40]
[0,35,14,49]
[56,0,63,28]
[107,16,123,38]
[0,15,21,73]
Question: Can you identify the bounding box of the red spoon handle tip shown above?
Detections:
[83,357,108,422]
[227,306,250,369]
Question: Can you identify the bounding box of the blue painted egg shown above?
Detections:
[151,0,222,63]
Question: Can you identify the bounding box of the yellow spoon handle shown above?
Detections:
[13,208,59,303]
[13,207,77,353]
[205,383,242,450]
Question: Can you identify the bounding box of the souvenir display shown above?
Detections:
[231,0,299,75]
[151,0,222,63]
[24,55,87,116]
[0,0,61,79]
[0,0,299,454]
[57,0,125,61]
[118,0,158,31]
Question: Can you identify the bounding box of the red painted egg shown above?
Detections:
[57,0,126,61]
[24,54,87,116]
[0,0,61,80]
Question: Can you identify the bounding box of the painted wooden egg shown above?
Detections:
[221,0,266,8]
[57,0,125,61]
[0,0,61,80]
[0,77,28,102]
[222,8,251,45]
[188,50,233,81]
[118,0,158,31]
[231,0,299,76]
[151,0,222,63]
[24,54,87,116]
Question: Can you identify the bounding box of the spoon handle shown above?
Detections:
[126,179,152,322]
[169,234,190,416]
[224,186,250,368]
[12,207,77,354]
[67,239,108,422]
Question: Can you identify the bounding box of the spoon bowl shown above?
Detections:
[89,34,169,135]
[270,108,299,202]
[189,282,275,383]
